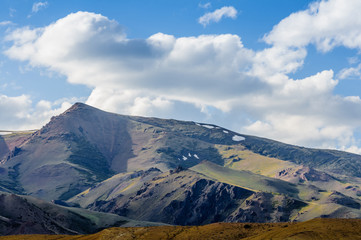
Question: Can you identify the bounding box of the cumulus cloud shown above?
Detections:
[0,94,73,130]
[5,12,257,105]
[4,4,361,154]
[338,63,361,80]
[32,1,48,13]
[264,0,361,52]
[198,6,237,27]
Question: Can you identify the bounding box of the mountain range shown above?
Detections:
[0,102,361,235]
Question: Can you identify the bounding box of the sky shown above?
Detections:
[1,0,361,154]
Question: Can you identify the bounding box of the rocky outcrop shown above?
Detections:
[160,178,252,225]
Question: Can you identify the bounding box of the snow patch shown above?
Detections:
[195,122,216,129]
[0,132,12,135]
[188,153,192,157]
[194,154,199,159]
[232,135,245,141]
[201,124,214,129]
[223,130,229,134]
[182,155,188,161]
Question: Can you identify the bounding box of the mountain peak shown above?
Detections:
[37,102,103,136]
[62,102,100,116]
[67,102,90,111]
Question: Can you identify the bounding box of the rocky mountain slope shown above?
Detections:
[0,102,361,230]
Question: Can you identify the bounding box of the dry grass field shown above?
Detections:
[1,218,360,240]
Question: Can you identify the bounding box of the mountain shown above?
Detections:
[1,102,361,229]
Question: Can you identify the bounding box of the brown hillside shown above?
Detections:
[244,218,361,240]
[1,218,360,240]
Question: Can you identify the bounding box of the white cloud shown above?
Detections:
[244,113,356,149]
[341,145,361,155]
[198,6,237,27]
[345,96,361,103]
[0,95,73,130]
[4,8,361,154]
[338,63,361,80]
[5,13,256,104]
[199,2,211,9]
[264,0,361,52]
[0,21,12,26]
[32,1,48,13]
[348,57,358,65]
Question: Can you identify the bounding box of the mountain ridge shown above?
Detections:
[0,102,361,230]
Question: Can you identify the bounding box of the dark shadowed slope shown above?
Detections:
[0,192,164,236]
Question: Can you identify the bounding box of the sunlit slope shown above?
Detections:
[1,219,360,240]
[191,160,302,198]
[68,168,162,208]
[216,144,297,177]
[242,135,361,178]
[216,144,361,201]
[244,218,361,240]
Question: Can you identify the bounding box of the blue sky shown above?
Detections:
[1,0,361,154]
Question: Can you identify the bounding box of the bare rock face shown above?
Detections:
[160,178,252,225]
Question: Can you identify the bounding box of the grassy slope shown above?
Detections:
[190,161,361,221]
[245,218,361,240]
[216,144,361,201]
[242,135,361,178]
[68,169,162,208]
[1,219,360,240]
[191,160,302,199]
[216,144,297,177]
